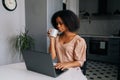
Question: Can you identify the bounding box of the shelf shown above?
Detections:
[80,15,120,20]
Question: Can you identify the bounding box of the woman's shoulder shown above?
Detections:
[74,35,86,43]
[75,35,85,40]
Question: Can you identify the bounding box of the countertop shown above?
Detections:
[80,34,120,39]
[0,62,87,80]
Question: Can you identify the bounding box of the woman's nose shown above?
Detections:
[57,24,61,28]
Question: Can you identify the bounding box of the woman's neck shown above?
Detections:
[62,31,77,37]
[59,31,77,44]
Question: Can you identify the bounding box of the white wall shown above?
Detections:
[47,0,62,30]
[66,0,79,16]
[47,0,62,52]
[0,0,25,65]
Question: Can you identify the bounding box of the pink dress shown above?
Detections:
[55,35,86,66]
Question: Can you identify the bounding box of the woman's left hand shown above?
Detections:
[55,62,70,70]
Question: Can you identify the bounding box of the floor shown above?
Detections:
[86,60,118,80]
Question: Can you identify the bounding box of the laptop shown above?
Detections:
[22,50,68,77]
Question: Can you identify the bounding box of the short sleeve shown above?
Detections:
[73,38,87,67]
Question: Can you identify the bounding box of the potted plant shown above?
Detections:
[15,30,34,54]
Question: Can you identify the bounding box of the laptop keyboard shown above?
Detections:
[55,69,65,75]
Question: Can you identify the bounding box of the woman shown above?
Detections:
[48,10,86,70]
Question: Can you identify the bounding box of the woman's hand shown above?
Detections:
[55,62,71,70]
[47,29,55,44]
[47,28,52,38]
[48,28,58,38]
[55,61,81,70]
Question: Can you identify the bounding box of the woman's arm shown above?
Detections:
[55,61,80,70]
[48,28,57,60]
[49,37,56,60]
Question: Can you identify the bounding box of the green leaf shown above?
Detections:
[15,31,34,52]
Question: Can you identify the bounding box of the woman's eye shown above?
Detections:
[59,22,63,25]
[56,23,58,26]
[56,22,63,25]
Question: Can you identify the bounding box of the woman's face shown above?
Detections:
[56,17,68,33]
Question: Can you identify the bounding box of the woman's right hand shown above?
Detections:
[47,28,56,40]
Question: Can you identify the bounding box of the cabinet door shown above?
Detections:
[108,38,120,56]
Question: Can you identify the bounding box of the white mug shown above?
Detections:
[49,28,58,37]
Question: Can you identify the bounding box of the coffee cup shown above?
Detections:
[49,28,58,37]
